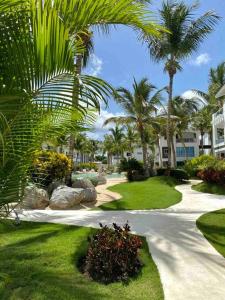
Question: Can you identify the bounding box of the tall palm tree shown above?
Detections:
[0,0,162,216]
[192,107,213,155]
[109,125,126,158]
[104,78,163,175]
[148,1,218,167]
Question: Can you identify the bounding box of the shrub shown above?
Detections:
[156,168,189,181]
[170,169,189,181]
[80,223,143,284]
[119,158,145,182]
[156,168,167,176]
[31,150,72,187]
[184,155,216,177]
[76,162,98,172]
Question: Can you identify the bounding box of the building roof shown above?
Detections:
[216,84,225,98]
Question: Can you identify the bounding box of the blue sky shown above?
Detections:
[85,0,225,140]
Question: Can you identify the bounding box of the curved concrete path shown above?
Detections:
[15,180,225,300]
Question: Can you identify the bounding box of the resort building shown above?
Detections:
[112,130,211,166]
[212,85,225,158]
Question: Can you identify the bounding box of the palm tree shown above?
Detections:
[104,78,163,175]
[148,1,218,167]
[109,125,126,159]
[192,107,213,155]
[103,135,114,166]
[0,0,161,216]
[125,125,139,154]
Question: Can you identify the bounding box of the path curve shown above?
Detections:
[16,180,225,300]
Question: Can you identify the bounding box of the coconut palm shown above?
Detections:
[192,107,213,155]
[147,1,218,167]
[109,125,126,158]
[125,125,139,154]
[0,0,162,216]
[104,78,164,175]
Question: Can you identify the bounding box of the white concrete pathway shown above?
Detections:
[16,180,225,300]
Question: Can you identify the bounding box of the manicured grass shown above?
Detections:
[197,209,225,258]
[192,182,225,196]
[99,176,182,210]
[0,221,163,300]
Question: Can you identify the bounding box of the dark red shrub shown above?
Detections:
[81,223,143,284]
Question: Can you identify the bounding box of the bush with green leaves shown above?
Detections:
[80,223,143,284]
[156,168,189,181]
[76,162,98,172]
[119,158,145,181]
[170,169,189,181]
[31,150,72,187]
[184,155,216,177]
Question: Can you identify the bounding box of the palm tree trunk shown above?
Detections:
[200,131,204,155]
[167,72,174,168]
[66,54,83,185]
[140,129,149,177]
[157,137,163,167]
[171,137,177,168]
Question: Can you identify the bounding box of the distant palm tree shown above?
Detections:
[104,78,163,175]
[125,125,139,154]
[148,1,218,167]
[192,107,212,155]
[109,125,125,158]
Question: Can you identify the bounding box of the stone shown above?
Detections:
[49,186,83,209]
[96,174,107,185]
[23,185,49,209]
[47,180,65,195]
[80,188,97,203]
[72,178,94,189]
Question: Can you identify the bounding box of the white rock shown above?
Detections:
[96,175,107,185]
[80,188,97,203]
[23,185,49,209]
[72,178,94,189]
[49,186,83,209]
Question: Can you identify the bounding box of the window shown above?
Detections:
[162,147,168,158]
[176,147,195,158]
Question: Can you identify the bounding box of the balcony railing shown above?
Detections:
[176,138,196,143]
[216,137,225,144]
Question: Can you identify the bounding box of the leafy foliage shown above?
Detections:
[81,223,143,284]
[184,155,216,177]
[119,158,145,181]
[76,162,98,171]
[31,150,72,187]
[156,168,189,181]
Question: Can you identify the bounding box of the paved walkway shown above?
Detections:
[16,180,225,300]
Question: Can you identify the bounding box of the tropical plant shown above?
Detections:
[0,0,161,217]
[104,78,164,175]
[147,1,218,167]
[31,150,72,187]
[80,222,143,283]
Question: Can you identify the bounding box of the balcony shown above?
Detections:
[216,137,225,145]
[213,108,224,126]
[176,138,196,143]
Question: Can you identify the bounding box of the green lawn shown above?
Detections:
[0,221,163,300]
[197,209,225,258]
[98,176,182,210]
[192,182,225,196]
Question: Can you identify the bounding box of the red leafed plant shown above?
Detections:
[80,222,143,284]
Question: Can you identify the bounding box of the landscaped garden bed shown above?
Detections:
[0,221,163,300]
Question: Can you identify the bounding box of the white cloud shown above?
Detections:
[189,53,211,66]
[86,54,103,76]
[87,109,126,140]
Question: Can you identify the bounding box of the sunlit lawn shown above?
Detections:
[0,221,163,300]
[99,176,182,210]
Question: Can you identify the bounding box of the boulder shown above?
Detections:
[49,186,83,209]
[72,178,94,189]
[23,185,49,209]
[80,188,97,203]
[47,180,65,195]
[96,174,107,185]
